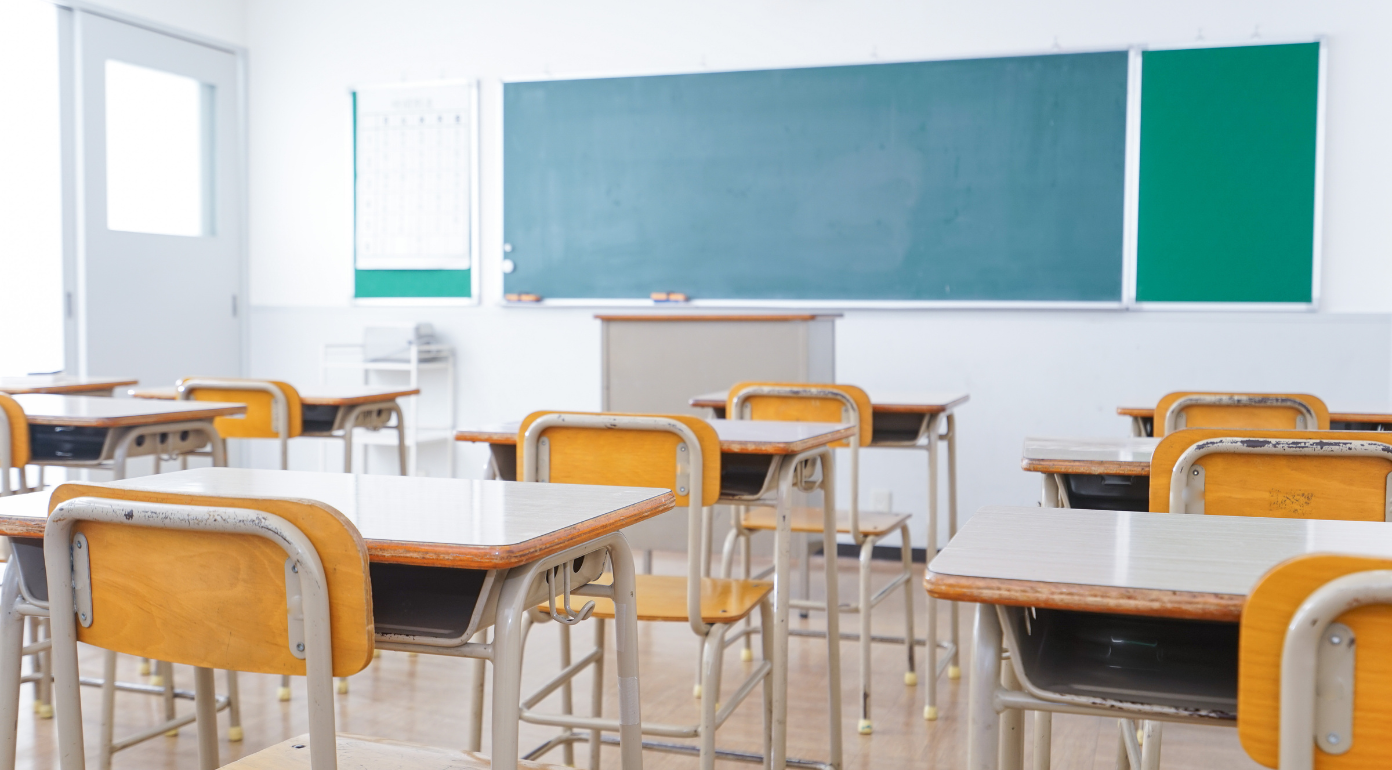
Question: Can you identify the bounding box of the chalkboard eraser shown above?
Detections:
[650,292,669,301]
[505,293,542,303]
[651,292,689,303]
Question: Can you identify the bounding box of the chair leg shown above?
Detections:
[140,657,150,676]
[161,660,177,736]
[224,670,243,741]
[1140,720,1162,770]
[559,622,575,767]
[699,623,728,770]
[278,674,291,701]
[336,676,349,694]
[740,528,754,662]
[98,650,117,770]
[588,619,605,770]
[193,667,219,770]
[797,532,811,619]
[1034,711,1052,770]
[760,599,775,768]
[37,619,50,719]
[900,526,918,688]
[858,539,873,735]
[924,592,938,720]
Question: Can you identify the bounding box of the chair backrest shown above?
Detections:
[0,393,29,469]
[1239,553,1392,769]
[517,411,721,509]
[46,481,373,676]
[177,377,304,439]
[1149,429,1392,520]
[727,381,872,447]
[1154,391,1329,437]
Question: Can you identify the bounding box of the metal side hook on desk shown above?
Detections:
[544,563,595,625]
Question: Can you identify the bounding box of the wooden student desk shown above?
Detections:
[458,417,853,770]
[0,468,673,770]
[0,376,137,397]
[1021,436,1158,511]
[14,395,246,479]
[926,506,1392,770]
[132,385,419,473]
[1118,404,1392,435]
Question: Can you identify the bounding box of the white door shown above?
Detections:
[70,10,242,387]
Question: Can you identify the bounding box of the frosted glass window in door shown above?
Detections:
[105,59,212,236]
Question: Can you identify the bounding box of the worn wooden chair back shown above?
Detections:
[517,411,721,509]
[1154,391,1329,437]
[46,482,374,676]
[178,377,304,440]
[727,382,872,447]
[1150,429,1392,521]
[0,394,29,495]
[1240,553,1392,769]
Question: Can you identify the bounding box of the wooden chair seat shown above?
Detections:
[740,505,910,536]
[578,574,772,624]
[225,733,570,769]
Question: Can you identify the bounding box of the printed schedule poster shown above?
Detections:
[355,83,472,270]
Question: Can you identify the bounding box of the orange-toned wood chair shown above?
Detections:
[177,377,304,470]
[723,381,921,732]
[0,394,29,497]
[42,484,567,770]
[515,411,773,769]
[1240,553,1392,769]
[1153,392,1329,438]
[1150,429,1392,519]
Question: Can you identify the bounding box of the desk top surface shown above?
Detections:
[0,376,138,395]
[595,314,839,322]
[130,385,420,406]
[1118,404,1392,425]
[1021,436,1158,476]
[926,506,1392,621]
[0,468,674,569]
[14,394,247,428]
[455,418,855,455]
[689,389,969,414]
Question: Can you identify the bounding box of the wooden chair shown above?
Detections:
[177,377,303,470]
[515,411,773,770]
[1152,391,1330,438]
[721,382,918,733]
[0,394,29,496]
[42,483,567,770]
[1150,428,1392,519]
[1239,553,1392,769]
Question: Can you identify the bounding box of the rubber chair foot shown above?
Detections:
[904,671,918,686]
[740,648,754,663]
[924,705,938,721]
[337,679,349,695]
[36,703,52,719]
[227,726,243,742]
[164,729,179,737]
[277,686,292,702]
[692,684,702,699]
[948,665,961,680]
[408,652,419,658]
[139,662,151,676]
[858,719,873,735]
[373,649,382,659]
[150,675,164,687]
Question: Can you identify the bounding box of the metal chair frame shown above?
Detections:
[1161,394,1320,436]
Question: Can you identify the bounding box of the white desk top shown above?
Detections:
[1021,436,1158,475]
[456,418,854,455]
[130,385,420,406]
[690,389,969,414]
[6,468,674,570]
[927,506,1392,620]
[14,394,247,428]
[0,375,137,395]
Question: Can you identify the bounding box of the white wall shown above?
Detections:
[240,0,1392,544]
[90,0,246,46]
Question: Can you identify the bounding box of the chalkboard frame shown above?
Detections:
[1129,37,1325,312]
[495,38,1324,310]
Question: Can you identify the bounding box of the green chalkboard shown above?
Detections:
[1136,43,1320,303]
[503,53,1129,301]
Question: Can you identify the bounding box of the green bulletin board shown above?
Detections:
[1136,43,1321,303]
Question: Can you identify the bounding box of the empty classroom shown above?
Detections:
[1,1,1390,769]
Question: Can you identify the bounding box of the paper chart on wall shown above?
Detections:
[354,82,473,270]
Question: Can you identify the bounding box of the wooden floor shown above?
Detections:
[12,552,1262,769]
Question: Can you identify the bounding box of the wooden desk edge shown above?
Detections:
[689,395,969,414]
[3,493,678,571]
[456,425,858,454]
[130,389,420,406]
[1021,458,1152,476]
[25,405,248,428]
[924,573,1241,622]
[365,491,676,569]
[0,380,138,395]
[1117,406,1153,418]
[456,430,516,444]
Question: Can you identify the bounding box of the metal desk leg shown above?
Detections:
[818,452,843,769]
[945,413,960,674]
[770,459,796,770]
[968,604,1002,770]
[924,414,941,721]
[0,560,26,770]
[464,629,487,753]
[999,661,1024,770]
